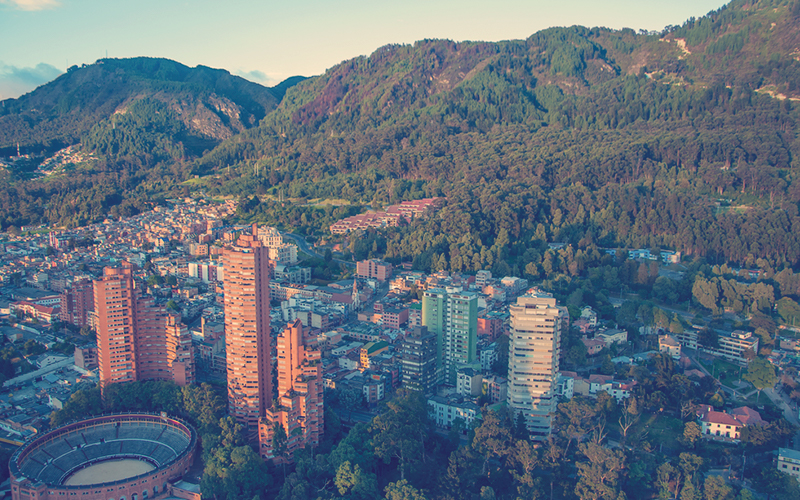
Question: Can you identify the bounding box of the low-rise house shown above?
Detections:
[428,395,481,430]
[596,328,627,346]
[482,375,507,404]
[555,372,574,399]
[778,448,800,482]
[583,338,605,356]
[456,367,483,397]
[696,405,764,442]
[659,334,682,359]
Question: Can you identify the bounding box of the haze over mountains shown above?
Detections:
[1,0,800,269]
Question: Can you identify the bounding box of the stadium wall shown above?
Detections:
[9,414,196,500]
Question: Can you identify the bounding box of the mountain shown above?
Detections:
[196,0,800,268]
[0,57,301,156]
[1,0,800,270]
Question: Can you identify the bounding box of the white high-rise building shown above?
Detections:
[507,291,567,440]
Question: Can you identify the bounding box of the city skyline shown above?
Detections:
[0,0,731,99]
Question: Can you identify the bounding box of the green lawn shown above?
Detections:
[628,413,684,451]
[697,357,746,387]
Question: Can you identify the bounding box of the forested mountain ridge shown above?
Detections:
[2,0,800,272]
[196,0,800,269]
[0,57,293,156]
[0,58,304,226]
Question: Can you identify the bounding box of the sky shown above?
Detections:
[0,0,731,100]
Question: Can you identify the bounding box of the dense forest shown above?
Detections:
[2,1,800,274]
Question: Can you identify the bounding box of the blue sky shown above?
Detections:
[0,0,730,99]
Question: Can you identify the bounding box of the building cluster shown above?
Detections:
[329,198,444,234]
[2,197,797,480]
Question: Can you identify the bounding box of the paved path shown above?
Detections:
[764,387,799,426]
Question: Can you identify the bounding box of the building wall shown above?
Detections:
[507,292,566,440]
[422,290,447,384]
[259,320,324,463]
[778,449,800,482]
[401,326,437,394]
[445,292,478,385]
[60,279,94,327]
[94,265,139,388]
[223,226,272,436]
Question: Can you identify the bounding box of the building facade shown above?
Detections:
[356,259,394,281]
[422,288,478,385]
[94,263,194,389]
[400,326,438,394]
[259,320,324,463]
[507,291,567,440]
[223,225,272,436]
[59,278,94,328]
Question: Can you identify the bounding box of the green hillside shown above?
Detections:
[1,0,800,271]
[197,0,800,269]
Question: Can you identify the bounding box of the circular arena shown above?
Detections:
[9,414,197,500]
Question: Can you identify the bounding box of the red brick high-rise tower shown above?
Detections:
[223,225,272,436]
[94,262,195,390]
[60,278,94,328]
[259,319,324,463]
[95,264,138,388]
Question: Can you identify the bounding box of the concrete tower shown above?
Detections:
[94,264,138,388]
[400,326,438,394]
[507,291,567,440]
[422,288,478,385]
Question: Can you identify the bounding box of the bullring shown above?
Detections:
[9,414,196,500]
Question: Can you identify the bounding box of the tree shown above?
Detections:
[743,357,777,403]
[683,421,701,448]
[384,479,427,500]
[147,274,163,287]
[618,397,639,444]
[656,462,681,500]
[557,396,599,453]
[471,408,513,475]
[334,461,378,500]
[273,422,289,476]
[51,387,103,427]
[703,476,733,500]
[182,383,226,436]
[575,442,626,500]
[697,328,719,349]
[338,385,364,422]
[370,391,430,480]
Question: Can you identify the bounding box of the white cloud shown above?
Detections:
[233,69,282,87]
[0,62,62,100]
[0,0,61,10]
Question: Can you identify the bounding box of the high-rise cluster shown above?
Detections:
[223,225,323,462]
[94,263,194,389]
[507,291,567,440]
